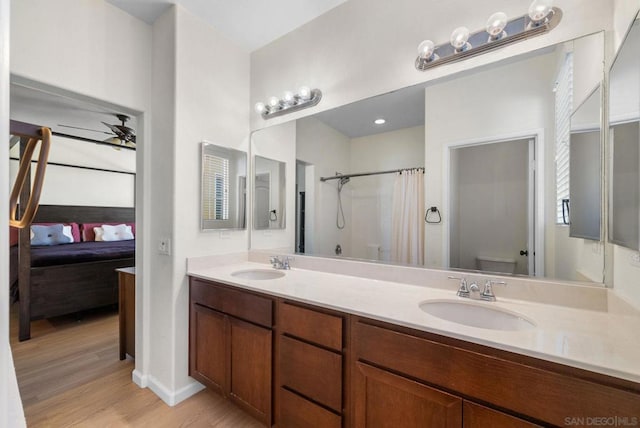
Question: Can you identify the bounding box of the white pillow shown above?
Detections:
[30,224,74,243]
[62,225,75,242]
[94,224,134,242]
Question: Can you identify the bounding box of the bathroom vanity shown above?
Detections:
[188,258,640,427]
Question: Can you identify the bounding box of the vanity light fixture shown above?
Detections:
[415,0,561,71]
[254,86,323,119]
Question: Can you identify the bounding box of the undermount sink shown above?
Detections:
[419,300,536,331]
[230,269,286,280]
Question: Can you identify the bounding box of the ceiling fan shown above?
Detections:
[101,114,136,148]
[57,113,136,149]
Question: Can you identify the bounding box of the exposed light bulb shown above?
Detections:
[486,12,508,40]
[268,96,281,110]
[528,0,554,24]
[283,91,295,106]
[254,102,266,114]
[298,86,312,101]
[374,118,386,125]
[417,40,437,61]
[450,27,471,51]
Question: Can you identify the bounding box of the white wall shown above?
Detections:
[251,121,296,251]
[10,0,151,113]
[425,52,557,271]
[1,0,25,424]
[9,136,135,207]
[146,4,251,403]
[250,0,613,131]
[5,0,151,421]
[612,0,640,52]
[296,117,351,257]
[349,126,424,261]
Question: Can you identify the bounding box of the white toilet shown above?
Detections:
[475,256,517,274]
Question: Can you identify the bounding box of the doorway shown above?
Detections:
[448,137,535,276]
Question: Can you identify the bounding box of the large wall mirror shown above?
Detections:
[251,31,606,284]
[609,16,640,250]
[201,142,247,230]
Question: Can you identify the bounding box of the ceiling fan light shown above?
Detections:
[104,136,123,151]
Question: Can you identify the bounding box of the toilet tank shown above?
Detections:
[475,256,516,274]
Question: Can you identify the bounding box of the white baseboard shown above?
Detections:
[146,375,205,407]
[132,369,148,388]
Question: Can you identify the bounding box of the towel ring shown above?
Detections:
[425,206,442,224]
[9,127,51,229]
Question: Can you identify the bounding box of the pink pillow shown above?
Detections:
[82,222,135,241]
[33,223,81,242]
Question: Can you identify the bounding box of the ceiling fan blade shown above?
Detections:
[102,121,122,135]
[58,124,113,135]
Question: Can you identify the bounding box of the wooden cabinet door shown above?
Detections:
[354,362,462,428]
[463,401,541,428]
[189,303,227,394]
[229,316,272,425]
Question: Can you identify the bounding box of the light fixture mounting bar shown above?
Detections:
[415,8,562,71]
[261,89,323,119]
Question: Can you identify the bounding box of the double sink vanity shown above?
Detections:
[187,253,640,427]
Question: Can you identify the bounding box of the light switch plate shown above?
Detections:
[158,237,171,255]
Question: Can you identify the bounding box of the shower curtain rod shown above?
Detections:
[319,167,424,182]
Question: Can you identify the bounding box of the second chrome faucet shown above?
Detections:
[448,276,506,302]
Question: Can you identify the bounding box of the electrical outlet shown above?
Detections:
[158,237,171,255]
[629,252,640,268]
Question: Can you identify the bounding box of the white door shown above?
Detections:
[449,138,534,275]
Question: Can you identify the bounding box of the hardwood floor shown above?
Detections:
[10,304,264,427]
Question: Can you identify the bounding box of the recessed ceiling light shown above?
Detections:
[374,118,386,125]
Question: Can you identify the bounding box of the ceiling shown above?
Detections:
[10,84,137,143]
[314,86,426,139]
[105,0,348,51]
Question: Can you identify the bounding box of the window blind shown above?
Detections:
[203,154,229,221]
[554,52,573,224]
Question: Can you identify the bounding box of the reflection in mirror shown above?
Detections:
[254,155,286,230]
[201,142,247,230]
[609,17,640,250]
[252,32,605,284]
[569,85,602,241]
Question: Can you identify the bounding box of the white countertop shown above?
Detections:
[188,260,640,384]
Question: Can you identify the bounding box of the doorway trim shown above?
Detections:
[442,129,545,277]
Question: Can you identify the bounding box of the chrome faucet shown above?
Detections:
[448,276,506,301]
[270,255,291,270]
[479,279,506,302]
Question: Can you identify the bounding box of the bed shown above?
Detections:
[11,205,135,341]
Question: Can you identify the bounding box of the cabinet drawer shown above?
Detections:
[190,278,272,328]
[280,335,342,412]
[280,387,341,428]
[280,302,343,351]
[355,321,640,427]
[463,401,541,428]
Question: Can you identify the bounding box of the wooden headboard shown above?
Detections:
[32,205,135,224]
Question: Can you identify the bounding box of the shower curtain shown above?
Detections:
[391,169,424,265]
